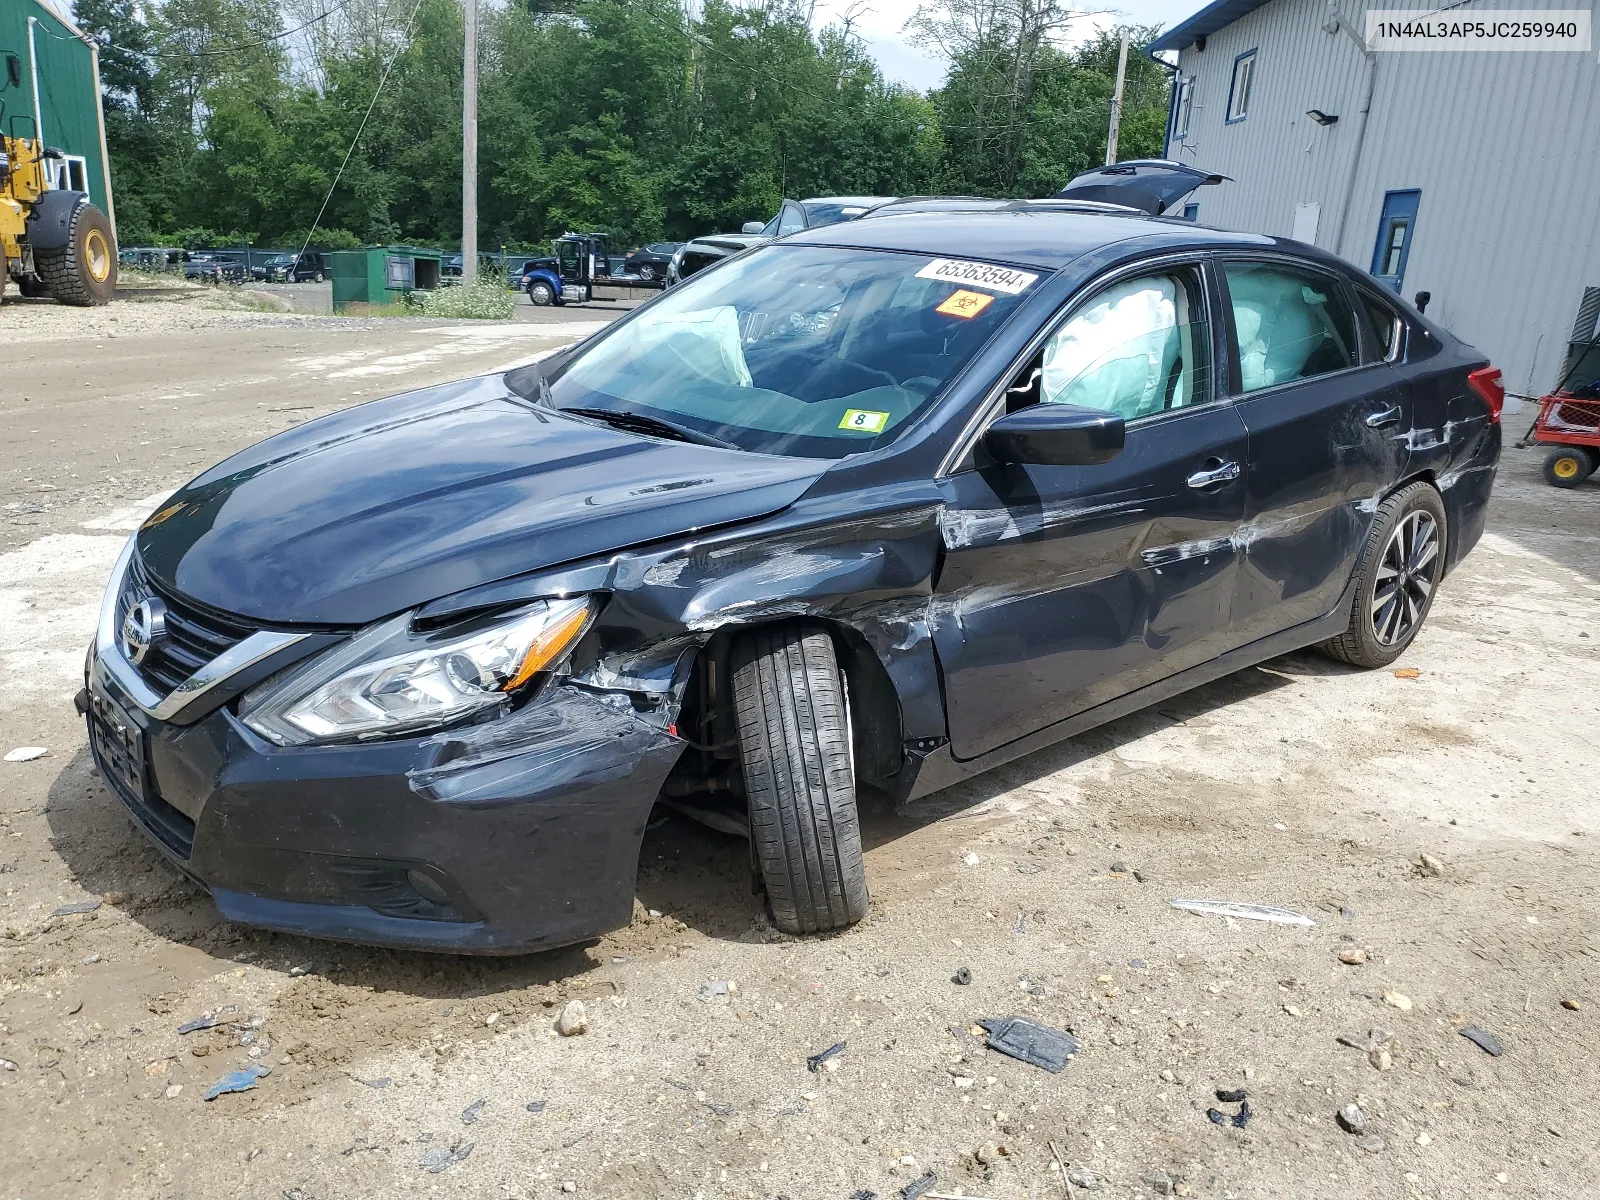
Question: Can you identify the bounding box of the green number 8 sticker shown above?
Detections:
[839,409,889,434]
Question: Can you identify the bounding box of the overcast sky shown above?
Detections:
[812,0,1201,91]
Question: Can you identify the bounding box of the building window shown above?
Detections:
[1171,75,1195,140]
[1226,50,1256,123]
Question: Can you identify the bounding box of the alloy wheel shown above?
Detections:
[1371,510,1439,646]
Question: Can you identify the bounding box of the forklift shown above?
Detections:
[1,87,117,305]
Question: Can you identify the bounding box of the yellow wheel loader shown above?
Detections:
[1,110,116,306]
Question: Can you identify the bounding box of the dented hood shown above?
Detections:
[136,376,826,626]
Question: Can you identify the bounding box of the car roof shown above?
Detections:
[800,196,895,207]
[783,206,1274,270]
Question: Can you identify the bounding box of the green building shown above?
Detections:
[0,0,115,230]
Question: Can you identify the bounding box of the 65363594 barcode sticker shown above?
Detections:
[916,258,1039,295]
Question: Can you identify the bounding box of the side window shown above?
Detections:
[1008,268,1212,421]
[1355,288,1401,363]
[1222,260,1358,392]
[1227,50,1256,123]
[777,203,807,236]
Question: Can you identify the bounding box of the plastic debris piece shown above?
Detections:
[1459,1025,1504,1056]
[352,1075,390,1089]
[202,1063,270,1101]
[976,1015,1080,1073]
[4,747,48,763]
[52,900,102,916]
[901,1172,936,1200]
[1561,999,1580,1011]
[1169,898,1316,926]
[420,1140,474,1173]
[287,962,315,977]
[0,1058,17,1071]
[1393,667,1421,679]
[698,980,731,1003]
[807,1041,846,1072]
[1206,1107,1228,1125]
[461,1098,487,1124]
[1231,1100,1253,1127]
[850,1191,878,1200]
[526,1100,547,1113]
[952,967,972,986]
[1215,1087,1248,1103]
[963,852,981,866]
[178,1005,238,1034]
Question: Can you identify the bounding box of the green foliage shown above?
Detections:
[89,0,1170,251]
[418,281,517,319]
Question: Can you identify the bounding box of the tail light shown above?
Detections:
[1467,366,1504,424]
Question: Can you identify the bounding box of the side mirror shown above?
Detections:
[983,404,1125,467]
[1413,290,1431,314]
[741,221,766,234]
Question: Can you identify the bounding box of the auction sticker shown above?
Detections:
[916,258,1039,295]
[935,289,995,319]
[839,409,890,434]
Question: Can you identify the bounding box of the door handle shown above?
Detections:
[1186,460,1241,489]
[1365,405,1403,429]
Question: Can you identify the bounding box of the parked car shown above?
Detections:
[251,253,298,283]
[667,196,895,284]
[622,242,681,282]
[119,247,182,272]
[82,172,1502,953]
[181,252,247,284]
[291,252,327,283]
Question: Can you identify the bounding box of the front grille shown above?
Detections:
[117,554,257,694]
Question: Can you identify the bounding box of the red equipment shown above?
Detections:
[1528,390,1600,487]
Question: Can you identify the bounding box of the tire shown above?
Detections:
[1319,481,1448,668]
[1543,447,1594,488]
[314,271,324,283]
[35,201,117,306]
[638,265,656,281]
[731,623,869,935]
[528,281,554,306]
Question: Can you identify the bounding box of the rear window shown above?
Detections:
[1223,261,1359,392]
[1355,289,1402,362]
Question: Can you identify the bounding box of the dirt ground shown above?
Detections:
[1,292,1597,1200]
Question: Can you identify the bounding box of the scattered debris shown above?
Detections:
[555,1000,588,1037]
[0,1059,17,1071]
[807,1042,847,1072]
[461,1098,487,1124]
[203,1063,270,1101]
[1337,946,1369,965]
[1141,1170,1178,1196]
[901,1172,936,1200]
[1417,853,1445,877]
[1459,1025,1505,1056]
[976,1015,1079,1073]
[963,852,981,867]
[1016,862,1042,875]
[420,1140,474,1173]
[698,980,734,1003]
[1337,1028,1394,1053]
[1383,991,1414,1012]
[352,1075,391,1089]
[1336,1103,1367,1135]
[4,747,48,763]
[1215,1087,1248,1103]
[1393,667,1421,679]
[287,962,315,977]
[1416,1130,1432,1146]
[1066,1167,1103,1190]
[1168,899,1315,926]
[1340,906,1356,921]
[1355,1134,1386,1153]
[952,967,972,986]
[1369,1048,1393,1071]
[525,1100,547,1113]
[178,1006,238,1034]
[52,900,101,917]
[1561,999,1580,1011]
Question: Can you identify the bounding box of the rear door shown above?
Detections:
[932,258,1250,760]
[1219,256,1411,643]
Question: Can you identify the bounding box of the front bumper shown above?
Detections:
[83,655,684,954]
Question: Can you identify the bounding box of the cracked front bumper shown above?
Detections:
[83,656,684,954]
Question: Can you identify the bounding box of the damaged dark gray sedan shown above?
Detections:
[81,196,1503,952]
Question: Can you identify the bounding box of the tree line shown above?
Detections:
[74,0,1174,251]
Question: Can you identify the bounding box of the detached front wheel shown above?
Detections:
[731,624,869,935]
[1543,447,1595,488]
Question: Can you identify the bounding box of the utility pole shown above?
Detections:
[1105,29,1130,166]
[461,0,479,286]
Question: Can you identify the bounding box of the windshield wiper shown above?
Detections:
[557,406,740,450]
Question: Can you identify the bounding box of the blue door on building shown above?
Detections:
[1371,190,1420,292]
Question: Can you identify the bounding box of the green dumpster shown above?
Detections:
[329,245,444,312]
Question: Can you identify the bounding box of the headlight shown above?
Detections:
[240,597,594,746]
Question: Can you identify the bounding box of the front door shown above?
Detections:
[1370,190,1420,293]
[933,261,1250,760]
[1219,257,1411,642]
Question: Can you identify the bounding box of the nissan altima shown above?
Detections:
[81,187,1503,952]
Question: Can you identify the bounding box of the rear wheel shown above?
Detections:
[731,624,869,935]
[35,200,116,306]
[1543,447,1595,488]
[1319,482,1447,668]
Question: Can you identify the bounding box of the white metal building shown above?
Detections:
[1148,0,1600,398]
